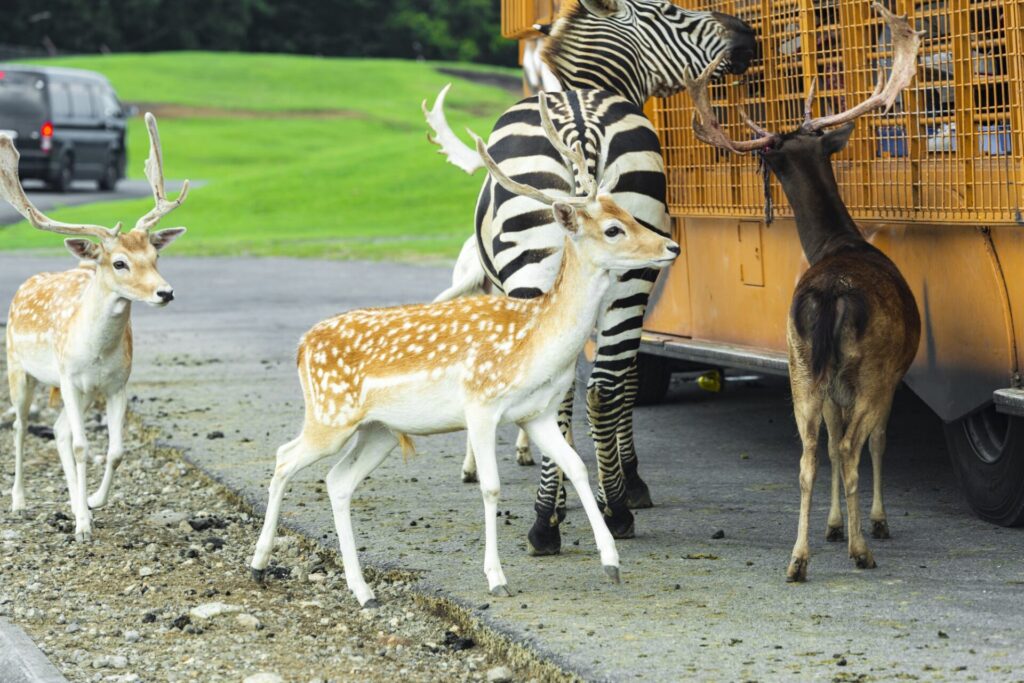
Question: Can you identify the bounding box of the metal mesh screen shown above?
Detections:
[652,0,1024,223]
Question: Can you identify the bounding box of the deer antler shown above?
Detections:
[802,3,924,131]
[0,136,120,240]
[134,113,189,233]
[470,96,601,206]
[682,53,775,153]
[683,2,924,153]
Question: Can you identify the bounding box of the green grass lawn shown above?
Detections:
[0,52,520,260]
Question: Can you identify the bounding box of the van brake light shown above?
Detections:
[40,121,52,153]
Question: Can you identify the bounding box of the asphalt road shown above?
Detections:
[1,255,1022,682]
[0,179,192,227]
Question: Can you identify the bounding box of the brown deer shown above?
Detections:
[683,2,923,581]
[250,97,680,606]
[2,113,188,541]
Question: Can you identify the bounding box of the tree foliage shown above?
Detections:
[0,0,515,65]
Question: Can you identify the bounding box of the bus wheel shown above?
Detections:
[635,353,671,406]
[943,406,1024,526]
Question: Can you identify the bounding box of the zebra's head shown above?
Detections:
[543,0,756,106]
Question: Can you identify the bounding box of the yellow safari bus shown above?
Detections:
[500,0,1024,525]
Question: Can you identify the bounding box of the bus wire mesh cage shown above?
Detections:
[502,0,561,38]
[652,0,1024,224]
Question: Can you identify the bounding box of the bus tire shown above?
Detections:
[943,406,1024,527]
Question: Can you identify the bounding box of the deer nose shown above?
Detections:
[156,289,174,303]
[667,242,681,255]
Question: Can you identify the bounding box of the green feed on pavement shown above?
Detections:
[0,52,519,260]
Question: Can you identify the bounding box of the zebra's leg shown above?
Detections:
[587,380,634,539]
[617,360,653,509]
[527,387,573,556]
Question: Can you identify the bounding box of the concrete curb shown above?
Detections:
[0,617,69,683]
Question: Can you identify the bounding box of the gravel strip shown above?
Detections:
[0,340,570,682]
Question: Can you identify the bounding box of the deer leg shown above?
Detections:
[8,367,35,513]
[466,410,509,597]
[527,388,572,557]
[787,389,823,583]
[54,410,78,521]
[515,428,534,466]
[60,382,93,543]
[587,381,634,539]
[251,423,356,580]
[324,424,397,608]
[822,400,845,542]
[88,389,126,509]
[461,437,477,483]
[524,414,620,581]
[838,408,876,571]
[868,399,894,540]
[618,359,652,509]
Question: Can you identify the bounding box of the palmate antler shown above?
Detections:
[134,112,189,233]
[0,137,121,241]
[683,2,924,152]
[471,94,617,205]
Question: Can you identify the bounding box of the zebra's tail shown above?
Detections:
[422,84,485,175]
[433,235,487,302]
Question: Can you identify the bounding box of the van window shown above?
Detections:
[50,82,71,119]
[0,72,46,119]
[69,83,94,118]
[97,87,122,118]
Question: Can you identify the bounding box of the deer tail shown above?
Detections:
[792,286,869,407]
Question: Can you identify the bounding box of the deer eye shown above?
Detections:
[604,225,624,238]
[113,260,129,271]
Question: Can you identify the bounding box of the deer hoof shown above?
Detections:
[515,447,535,466]
[361,598,381,610]
[826,526,845,542]
[461,471,478,484]
[250,567,267,585]
[853,552,877,570]
[490,584,512,598]
[870,520,891,539]
[603,565,621,584]
[786,557,808,583]
[74,530,92,544]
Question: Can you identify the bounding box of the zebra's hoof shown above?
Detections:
[605,506,636,540]
[603,565,621,584]
[250,567,267,585]
[527,521,561,557]
[625,478,653,509]
[490,584,512,598]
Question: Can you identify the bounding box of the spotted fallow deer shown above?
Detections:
[683,3,923,581]
[3,113,188,542]
[250,98,680,607]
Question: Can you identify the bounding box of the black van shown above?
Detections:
[0,65,127,192]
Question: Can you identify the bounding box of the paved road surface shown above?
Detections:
[0,180,192,227]
[1,255,1022,682]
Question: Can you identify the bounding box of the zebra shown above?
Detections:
[427,0,755,555]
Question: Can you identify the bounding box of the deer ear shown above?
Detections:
[580,0,622,18]
[822,123,856,157]
[65,238,100,261]
[551,201,579,235]
[150,227,186,251]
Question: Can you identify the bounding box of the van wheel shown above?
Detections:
[48,155,73,193]
[943,406,1024,526]
[635,353,671,406]
[98,157,120,191]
